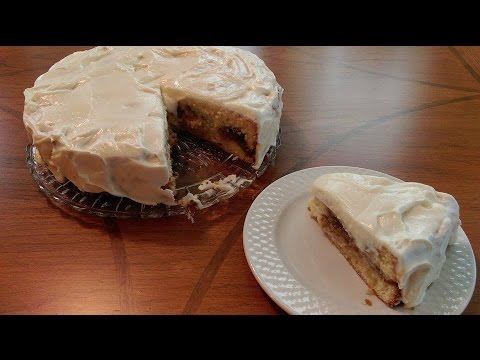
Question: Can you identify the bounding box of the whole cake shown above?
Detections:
[23,46,283,205]
[308,173,460,308]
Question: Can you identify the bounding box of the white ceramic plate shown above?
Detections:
[243,166,476,315]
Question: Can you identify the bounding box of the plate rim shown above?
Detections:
[243,166,477,315]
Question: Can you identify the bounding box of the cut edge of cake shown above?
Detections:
[308,197,402,307]
[167,98,259,165]
[307,172,460,309]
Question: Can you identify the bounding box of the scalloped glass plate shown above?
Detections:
[243,166,476,315]
[26,131,280,219]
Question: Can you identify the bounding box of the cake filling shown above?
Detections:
[170,99,258,163]
[308,197,401,306]
[218,127,255,157]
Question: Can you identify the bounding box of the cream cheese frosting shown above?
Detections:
[23,46,283,205]
[312,173,460,308]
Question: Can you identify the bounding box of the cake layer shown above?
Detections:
[23,46,283,205]
[308,197,401,306]
[168,98,258,164]
[311,173,460,308]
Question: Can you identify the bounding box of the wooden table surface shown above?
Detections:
[0,46,478,314]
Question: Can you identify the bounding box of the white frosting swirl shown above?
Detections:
[23,46,283,205]
[312,173,460,308]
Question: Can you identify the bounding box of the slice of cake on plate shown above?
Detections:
[307,173,460,308]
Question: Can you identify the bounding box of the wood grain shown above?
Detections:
[0,46,478,314]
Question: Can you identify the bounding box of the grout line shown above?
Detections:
[104,218,133,313]
[448,46,480,85]
[0,104,23,120]
[182,212,246,314]
[287,94,480,174]
[293,46,480,94]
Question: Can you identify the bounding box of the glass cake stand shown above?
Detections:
[26,131,280,219]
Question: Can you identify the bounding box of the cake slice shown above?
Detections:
[307,173,460,308]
